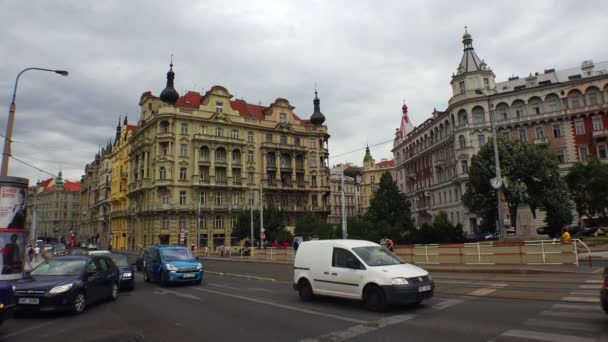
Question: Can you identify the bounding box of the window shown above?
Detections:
[575,120,585,135]
[459,81,465,94]
[216,149,226,162]
[296,173,304,185]
[578,146,589,161]
[312,195,318,207]
[247,131,254,143]
[461,160,468,174]
[310,139,316,149]
[571,97,580,109]
[179,191,186,205]
[280,135,287,144]
[311,175,317,186]
[478,135,485,146]
[332,248,361,269]
[248,172,254,184]
[214,216,224,229]
[160,143,168,156]
[589,93,599,106]
[159,167,166,180]
[233,169,241,182]
[553,124,562,138]
[247,150,254,163]
[483,78,489,87]
[200,147,209,161]
[249,192,254,206]
[200,125,208,135]
[598,144,607,159]
[216,167,226,182]
[548,98,558,112]
[458,135,466,149]
[232,150,241,164]
[535,127,544,139]
[180,144,188,157]
[294,137,300,146]
[556,150,566,164]
[231,129,239,139]
[200,166,209,181]
[266,134,273,143]
[280,113,287,124]
[179,167,187,180]
[310,158,316,167]
[519,129,527,142]
[216,102,223,113]
[232,193,240,206]
[502,131,510,140]
[593,117,602,131]
[216,127,223,137]
[162,217,169,229]
[181,123,188,135]
[499,108,507,121]
[179,217,186,230]
[515,105,524,118]
[200,192,206,206]
[215,192,223,205]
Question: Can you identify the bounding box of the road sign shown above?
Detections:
[260,232,266,239]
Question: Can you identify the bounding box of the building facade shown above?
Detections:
[80,144,113,247]
[360,146,395,214]
[393,30,608,233]
[26,173,80,243]
[327,171,360,225]
[126,64,331,248]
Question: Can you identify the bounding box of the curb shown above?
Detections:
[201,257,587,274]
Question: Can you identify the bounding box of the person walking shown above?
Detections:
[385,237,394,252]
[34,244,40,262]
[561,227,571,244]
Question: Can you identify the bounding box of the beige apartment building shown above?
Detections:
[127,63,331,247]
[360,146,395,214]
[327,171,360,225]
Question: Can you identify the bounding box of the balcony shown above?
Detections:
[155,178,172,187]
[592,129,608,141]
[157,132,175,140]
[433,159,445,169]
[154,154,174,163]
[533,137,549,146]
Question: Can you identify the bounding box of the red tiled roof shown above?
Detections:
[176,91,203,109]
[37,178,80,192]
[39,178,53,188]
[63,182,80,192]
[375,160,395,168]
[126,125,137,132]
[229,100,266,120]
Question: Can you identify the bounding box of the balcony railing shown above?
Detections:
[533,137,549,146]
[592,129,608,140]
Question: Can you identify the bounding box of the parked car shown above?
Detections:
[52,243,69,257]
[143,245,203,286]
[14,256,119,314]
[601,265,608,314]
[134,251,144,272]
[87,250,111,256]
[109,254,135,290]
[0,281,15,326]
[69,248,88,256]
[293,240,434,312]
[505,227,516,236]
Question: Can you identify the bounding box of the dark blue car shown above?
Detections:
[0,281,15,326]
[14,256,119,314]
[109,253,135,291]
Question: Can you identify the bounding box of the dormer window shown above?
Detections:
[483,78,489,88]
[216,102,223,113]
[280,113,287,124]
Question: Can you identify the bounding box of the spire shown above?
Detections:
[455,27,488,75]
[124,115,128,125]
[55,170,64,187]
[159,55,180,104]
[309,86,326,125]
[363,144,374,166]
[115,115,121,142]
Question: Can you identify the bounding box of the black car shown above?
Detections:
[52,243,69,257]
[14,256,119,314]
[601,266,608,314]
[110,253,135,291]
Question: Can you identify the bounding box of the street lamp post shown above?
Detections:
[475,89,506,242]
[1,68,68,176]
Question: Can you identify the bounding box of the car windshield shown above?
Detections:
[161,248,194,261]
[110,254,129,267]
[54,244,66,251]
[30,259,86,276]
[352,246,402,267]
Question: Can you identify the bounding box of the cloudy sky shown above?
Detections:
[0,0,607,184]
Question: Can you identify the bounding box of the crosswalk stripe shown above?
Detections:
[469,288,495,296]
[501,329,595,342]
[584,279,602,284]
[552,303,602,311]
[524,318,601,332]
[540,310,601,319]
[579,284,602,289]
[569,291,596,296]
[561,297,600,303]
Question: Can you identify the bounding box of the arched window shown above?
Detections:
[200,146,210,161]
[459,135,466,149]
[472,106,485,124]
[215,147,226,162]
[232,149,241,164]
[159,167,166,180]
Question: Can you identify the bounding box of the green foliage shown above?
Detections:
[543,182,574,238]
[565,157,608,224]
[347,220,381,242]
[232,207,291,243]
[294,211,339,239]
[463,138,570,231]
[409,212,464,244]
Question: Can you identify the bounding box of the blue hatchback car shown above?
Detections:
[143,245,203,286]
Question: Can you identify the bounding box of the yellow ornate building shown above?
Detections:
[360,146,395,214]
[127,63,331,248]
[109,117,136,250]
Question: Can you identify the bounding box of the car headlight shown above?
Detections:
[165,264,177,271]
[122,272,133,279]
[391,277,409,285]
[196,263,203,271]
[11,285,15,294]
[49,283,73,294]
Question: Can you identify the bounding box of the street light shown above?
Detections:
[1,67,69,176]
[475,89,506,242]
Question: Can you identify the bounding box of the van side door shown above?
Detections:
[329,248,365,299]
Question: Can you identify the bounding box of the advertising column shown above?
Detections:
[0,177,28,280]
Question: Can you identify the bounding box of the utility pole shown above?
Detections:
[259,180,264,248]
[32,188,39,245]
[250,187,254,248]
[197,197,201,248]
[340,168,347,239]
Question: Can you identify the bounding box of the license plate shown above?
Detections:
[18,298,39,305]
[418,285,431,292]
[182,273,195,279]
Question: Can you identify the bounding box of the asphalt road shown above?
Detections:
[1,264,607,342]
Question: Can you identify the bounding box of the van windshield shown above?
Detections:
[161,248,195,261]
[352,246,402,267]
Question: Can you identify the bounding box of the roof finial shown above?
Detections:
[465,25,468,34]
[314,82,318,97]
[160,55,179,104]
[310,85,325,125]
[170,53,174,68]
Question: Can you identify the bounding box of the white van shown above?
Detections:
[293,239,434,311]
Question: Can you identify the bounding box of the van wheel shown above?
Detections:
[363,285,388,312]
[298,279,314,301]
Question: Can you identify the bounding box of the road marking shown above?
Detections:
[193,287,367,324]
[432,298,465,311]
[469,288,496,296]
[561,297,600,303]
[553,303,602,311]
[585,279,602,284]
[593,268,604,274]
[540,310,601,319]
[437,280,472,285]
[154,288,202,301]
[478,283,508,288]
[569,291,597,296]
[4,321,54,338]
[525,318,601,332]
[206,271,290,284]
[249,287,273,293]
[208,282,239,290]
[578,284,601,289]
[299,314,415,342]
[501,329,594,342]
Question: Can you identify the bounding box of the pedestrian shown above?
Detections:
[384,236,394,252]
[561,227,571,244]
[293,239,300,253]
[190,243,195,252]
[34,244,40,262]
[282,241,289,249]
[272,240,279,249]
[220,244,225,257]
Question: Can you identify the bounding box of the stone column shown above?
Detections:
[193,147,200,176]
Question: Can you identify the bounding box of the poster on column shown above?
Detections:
[0,177,29,280]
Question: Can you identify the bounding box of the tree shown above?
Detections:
[232,207,291,244]
[294,211,338,239]
[410,211,464,244]
[365,171,414,241]
[463,138,569,231]
[543,182,574,238]
[565,157,608,226]
[233,210,256,241]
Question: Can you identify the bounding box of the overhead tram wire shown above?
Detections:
[328,138,394,160]
[10,155,58,178]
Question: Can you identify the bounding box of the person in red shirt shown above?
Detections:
[272,240,279,249]
[283,241,289,249]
